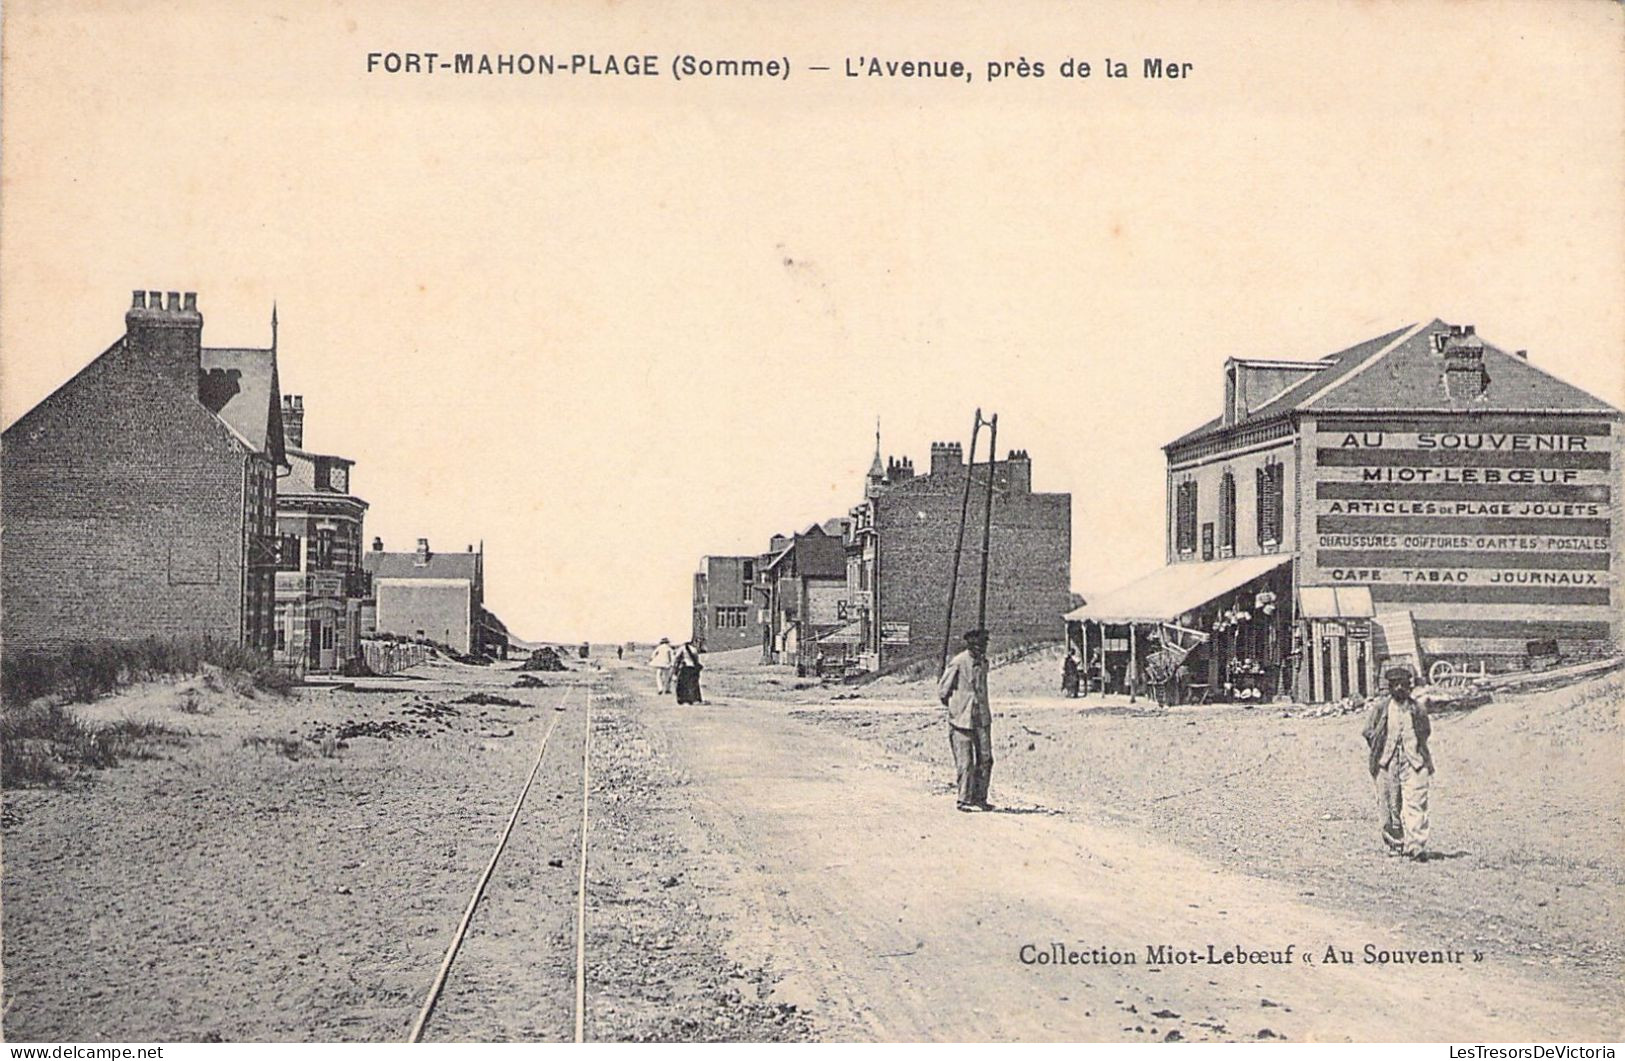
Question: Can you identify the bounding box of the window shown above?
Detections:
[1201,522,1215,561]
[715,606,748,629]
[1256,461,1284,547]
[1218,471,1237,556]
[312,528,335,570]
[275,534,303,571]
[1175,480,1198,555]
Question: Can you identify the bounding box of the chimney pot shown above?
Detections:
[183,292,197,311]
[372,537,384,552]
[126,287,204,394]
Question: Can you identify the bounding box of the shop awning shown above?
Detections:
[1297,586,1374,620]
[1064,555,1291,625]
[818,621,863,645]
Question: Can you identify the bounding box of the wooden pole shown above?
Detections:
[941,411,983,674]
[1128,621,1138,704]
[977,413,998,634]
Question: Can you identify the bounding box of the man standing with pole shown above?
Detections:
[939,628,993,812]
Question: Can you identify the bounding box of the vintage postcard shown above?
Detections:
[1,0,1621,1047]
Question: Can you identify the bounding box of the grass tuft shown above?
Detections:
[0,703,188,787]
[2,635,293,708]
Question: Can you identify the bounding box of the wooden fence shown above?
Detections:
[360,640,431,676]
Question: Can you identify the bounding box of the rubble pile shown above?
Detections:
[520,647,570,672]
[455,692,524,707]
[307,696,465,742]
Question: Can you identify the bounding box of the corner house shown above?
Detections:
[1066,320,1622,704]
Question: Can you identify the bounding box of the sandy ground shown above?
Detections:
[1,659,808,1042]
[3,650,1620,1041]
[676,650,1625,1039]
[781,673,1625,1008]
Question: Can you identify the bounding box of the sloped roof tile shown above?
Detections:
[365,550,480,581]
[199,346,285,463]
[1167,321,1618,451]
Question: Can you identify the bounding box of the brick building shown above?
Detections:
[759,524,848,673]
[2,291,286,654]
[1068,319,1622,704]
[273,395,371,673]
[691,555,762,651]
[843,438,1072,672]
[364,538,501,655]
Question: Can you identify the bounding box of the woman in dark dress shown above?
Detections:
[674,641,704,704]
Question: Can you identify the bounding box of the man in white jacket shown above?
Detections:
[938,629,993,812]
[649,637,676,694]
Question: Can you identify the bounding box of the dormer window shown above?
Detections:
[314,458,350,493]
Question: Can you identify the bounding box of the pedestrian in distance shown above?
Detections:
[649,637,675,695]
[1061,648,1081,698]
[1361,666,1436,860]
[938,628,994,812]
[674,640,704,704]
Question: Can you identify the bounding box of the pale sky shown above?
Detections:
[3,1,1621,643]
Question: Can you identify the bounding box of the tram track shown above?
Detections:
[406,679,597,1043]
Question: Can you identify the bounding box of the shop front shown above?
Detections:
[1065,555,1293,705]
[1295,585,1377,703]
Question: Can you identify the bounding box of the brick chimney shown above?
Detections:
[415,538,431,566]
[282,395,305,450]
[1004,449,1032,494]
[125,290,203,395]
[372,537,384,552]
[929,441,964,477]
[1437,324,1490,400]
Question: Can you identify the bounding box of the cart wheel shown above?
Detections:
[1427,659,1455,686]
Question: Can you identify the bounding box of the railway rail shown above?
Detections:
[405,679,596,1042]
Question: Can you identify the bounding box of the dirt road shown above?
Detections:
[5,657,1616,1041]
[615,667,1619,1042]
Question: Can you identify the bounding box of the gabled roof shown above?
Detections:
[764,528,846,579]
[1242,324,1417,423]
[1167,320,1619,452]
[1303,321,1619,414]
[365,549,480,581]
[819,517,850,537]
[199,346,286,465]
